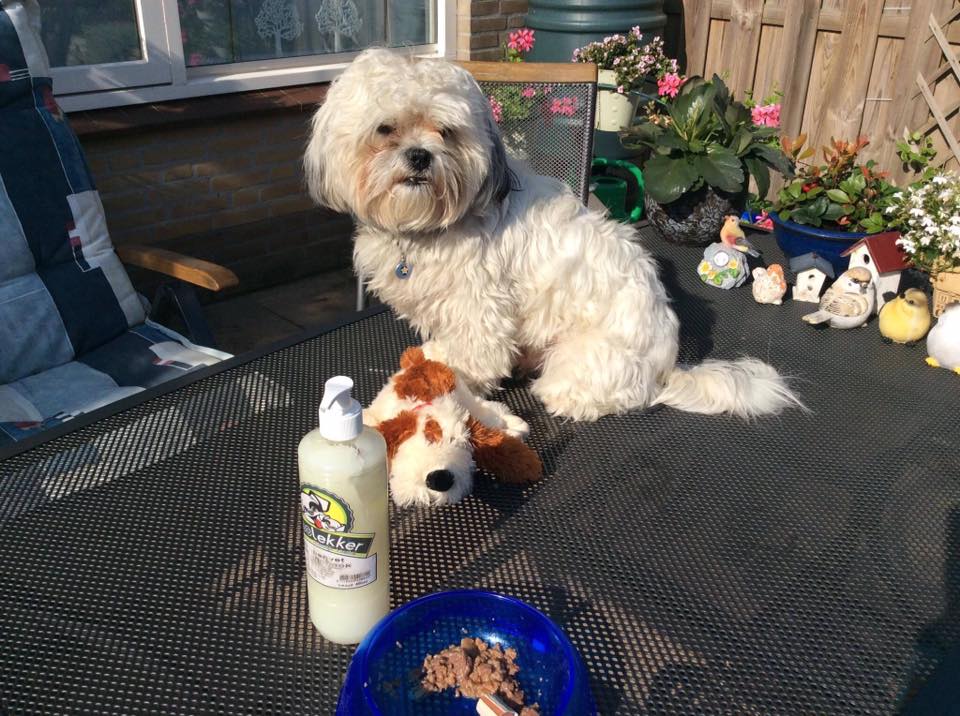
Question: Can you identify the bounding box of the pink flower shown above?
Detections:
[751,103,781,128]
[549,96,578,117]
[507,28,535,54]
[521,86,536,99]
[188,52,203,67]
[488,95,503,123]
[657,72,683,98]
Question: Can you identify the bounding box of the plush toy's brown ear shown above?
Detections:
[377,410,418,462]
[468,418,542,485]
[399,347,426,370]
[394,360,457,402]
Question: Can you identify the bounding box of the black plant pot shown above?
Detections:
[645,186,747,246]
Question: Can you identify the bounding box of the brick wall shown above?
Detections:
[457,0,528,61]
[78,106,354,297]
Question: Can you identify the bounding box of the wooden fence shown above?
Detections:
[664,0,960,188]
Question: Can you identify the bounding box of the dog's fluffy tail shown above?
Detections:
[655,358,802,418]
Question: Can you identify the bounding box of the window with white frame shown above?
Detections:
[42,0,453,112]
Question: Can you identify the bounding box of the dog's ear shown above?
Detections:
[474,103,515,210]
[303,101,348,213]
[376,410,418,461]
[400,347,426,370]
[467,418,542,484]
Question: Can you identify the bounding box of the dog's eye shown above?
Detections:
[438,127,453,139]
[376,124,395,136]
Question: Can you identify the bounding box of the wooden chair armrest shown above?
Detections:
[117,245,239,292]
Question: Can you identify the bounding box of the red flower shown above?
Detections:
[507,28,535,54]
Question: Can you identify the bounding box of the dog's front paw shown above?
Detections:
[502,413,529,439]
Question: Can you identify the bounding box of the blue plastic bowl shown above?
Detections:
[336,590,596,715]
[769,211,866,275]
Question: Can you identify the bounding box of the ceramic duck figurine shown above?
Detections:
[751,264,787,305]
[879,288,931,344]
[926,302,960,373]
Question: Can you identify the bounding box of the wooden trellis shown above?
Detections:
[670,1,960,189]
[918,5,960,168]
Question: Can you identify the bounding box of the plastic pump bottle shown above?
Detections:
[298,376,390,644]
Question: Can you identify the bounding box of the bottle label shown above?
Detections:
[301,486,377,590]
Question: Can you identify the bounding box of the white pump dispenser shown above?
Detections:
[318,376,363,441]
[298,375,390,644]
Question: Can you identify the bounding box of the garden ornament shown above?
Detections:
[698,242,748,289]
[720,215,760,257]
[925,302,960,373]
[878,288,931,344]
[751,264,787,305]
[802,267,875,329]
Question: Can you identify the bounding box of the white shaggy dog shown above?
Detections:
[305,49,799,420]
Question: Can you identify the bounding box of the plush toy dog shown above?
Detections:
[364,347,542,506]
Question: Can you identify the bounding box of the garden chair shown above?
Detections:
[0,2,238,446]
[355,59,598,310]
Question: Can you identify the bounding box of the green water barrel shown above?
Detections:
[525,0,667,63]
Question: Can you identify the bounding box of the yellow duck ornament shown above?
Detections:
[878,288,931,344]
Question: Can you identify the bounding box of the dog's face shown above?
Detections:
[383,398,475,507]
[304,49,511,234]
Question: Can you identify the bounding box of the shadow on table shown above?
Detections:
[902,505,960,713]
[656,252,716,363]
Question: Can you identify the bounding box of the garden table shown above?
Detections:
[2,226,959,714]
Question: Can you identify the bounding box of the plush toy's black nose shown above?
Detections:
[405,147,432,172]
[425,469,454,492]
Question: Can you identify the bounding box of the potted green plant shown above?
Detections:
[888,169,960,316]
[621,74,793,245]
[573,31,677,133]
[769,136,904,274]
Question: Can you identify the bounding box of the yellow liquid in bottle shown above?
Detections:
[298,426,390,645]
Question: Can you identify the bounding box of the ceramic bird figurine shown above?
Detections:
[879,288,931,344]
[720,215,760,257]
[698,242,748,289]
[926,302,960,373]
[802,267,875,328]
[751,264,787,305]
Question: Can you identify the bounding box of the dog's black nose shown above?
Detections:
[405,147,432,172]
[425,469,454,492]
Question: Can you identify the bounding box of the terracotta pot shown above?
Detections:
[644,185,747,246]
[932,270,960,317]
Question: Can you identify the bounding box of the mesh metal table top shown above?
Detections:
[2,226,959,714]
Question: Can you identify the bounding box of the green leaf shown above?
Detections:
[751,143,794,177]
[823,202,846,222]
[809,195,829,217]
[621,121,663,149]
[724,102,751,129]
[711,74,731,108]
[826,189,851,204]
[860,212,887,233]
[733,128,754,156]
[694,146,745,192]
[643,155,699,204]
[670,83,714,135]
[787,181,804,199]
[744,156,771,199]
[839,173,866,197]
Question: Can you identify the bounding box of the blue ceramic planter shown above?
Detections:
[769,212,867,275]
